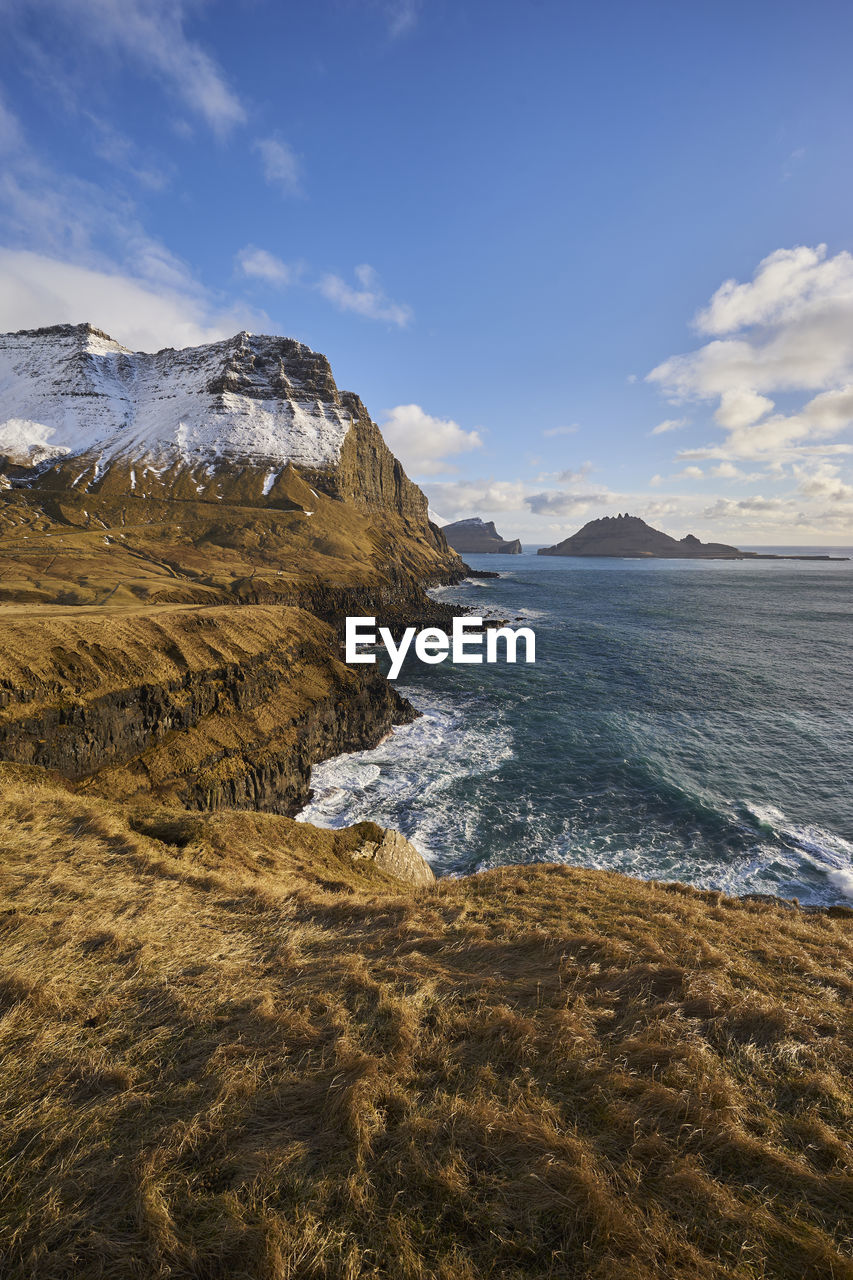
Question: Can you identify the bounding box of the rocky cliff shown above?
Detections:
[0,324,470,832]
[0,604,414,815]
[443,516,522,554]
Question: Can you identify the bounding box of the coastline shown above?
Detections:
[299,554,853,911]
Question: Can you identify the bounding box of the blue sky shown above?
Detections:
[1,0,853,542]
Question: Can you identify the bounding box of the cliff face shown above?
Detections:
[0,604,413,815]
[443,517,522,554]
[539,513,745,559]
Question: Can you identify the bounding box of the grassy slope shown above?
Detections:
[1,768,851,1280]
[0,464,459,607]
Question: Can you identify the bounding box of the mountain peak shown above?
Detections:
[0,323,350,471]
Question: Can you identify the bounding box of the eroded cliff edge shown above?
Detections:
[0,604,420,816]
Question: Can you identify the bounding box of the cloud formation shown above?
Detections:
[380,405,483,477]
[524,489,613,516]
[651,417,688,435]
[236,247,297,288]
[318,264,412,327]
[254,137,303,198]
[648,245,853,463]
[1,0,246,136]
[0,248,259,351]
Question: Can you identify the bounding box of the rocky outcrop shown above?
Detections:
[339,821,435,887]
[443,517,522,554]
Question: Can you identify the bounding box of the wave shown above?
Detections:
[743,803,853,898]
[297,685,514,866]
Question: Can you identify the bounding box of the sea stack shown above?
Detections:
[443,517,522,554]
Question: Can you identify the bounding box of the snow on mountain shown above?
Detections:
[0,323,354,469]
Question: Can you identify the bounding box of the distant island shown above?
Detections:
[538,514,849,561]
[443,517,522,554]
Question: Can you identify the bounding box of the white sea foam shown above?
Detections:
[745,803,853,867]
[297,686,513,866]
[827,868,853,899]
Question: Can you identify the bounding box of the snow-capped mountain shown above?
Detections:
[0,323,427,520]
[0,324,354,468]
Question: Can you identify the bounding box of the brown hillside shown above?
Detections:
[1,766,851,1280]
[0,603,415,815]
[0,462,460,610]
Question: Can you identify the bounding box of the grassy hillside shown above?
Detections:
[1,766,851,1279]
[0,461,460,608]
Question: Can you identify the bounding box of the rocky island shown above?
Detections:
[539,512,849,560]
[443,515,522,554]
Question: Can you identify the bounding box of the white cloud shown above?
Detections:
[422,479,529,520]
[237,246,297,288]
[675,465,703,480]
[703,496,791,520]
[712,462,750,479]
[714,388,775,430]
[380,404,482,476]
[236,247,412,329]
[254,137,303,198]
[2,0,246,136]
[793,461,853,504]
[542,424,578,438]
[318,264,412,327]
[694,245,850,337]
[0,248,262,351]
[647,245,853,468]
[651,417,688,435]
[537,464,593,484]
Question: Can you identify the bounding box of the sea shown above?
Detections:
[297,549,853,907]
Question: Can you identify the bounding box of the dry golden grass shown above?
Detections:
[0,463,458,608]
[1,765,852,1279]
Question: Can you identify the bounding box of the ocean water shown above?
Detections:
[298,550,853,906]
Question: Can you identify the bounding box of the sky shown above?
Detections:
[1,0,853,544]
